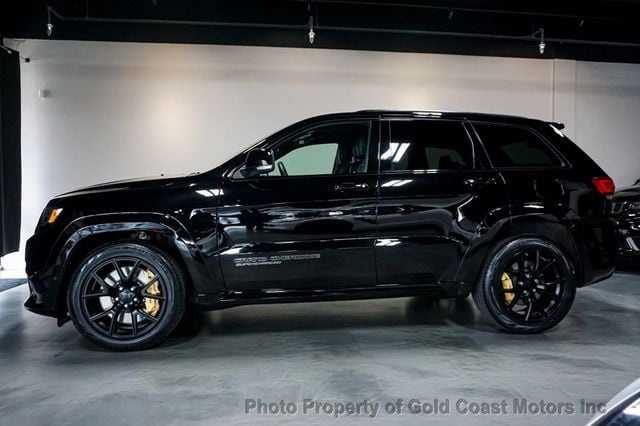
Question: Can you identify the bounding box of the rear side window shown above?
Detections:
[474,123,562,168]
[382,120,473,172]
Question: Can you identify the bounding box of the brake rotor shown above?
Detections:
[143,270,161,317]
[501,272,515,304]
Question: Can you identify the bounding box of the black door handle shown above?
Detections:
[463,177,497,189]
[333,182,369,192]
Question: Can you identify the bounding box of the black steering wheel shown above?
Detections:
[277,161,289,176]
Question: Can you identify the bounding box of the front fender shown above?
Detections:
[48,213,225,311]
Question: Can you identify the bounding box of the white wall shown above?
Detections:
[3,39,640,271]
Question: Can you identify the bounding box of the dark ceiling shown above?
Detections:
[2,0,640,63]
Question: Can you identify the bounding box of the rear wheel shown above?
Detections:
[68,243,186,350]
[473,238,576,333]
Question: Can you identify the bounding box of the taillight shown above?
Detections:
[592,177,615,195]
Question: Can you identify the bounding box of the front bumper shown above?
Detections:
[24,231,63,318]
[615,209,640,259]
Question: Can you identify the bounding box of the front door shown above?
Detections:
[217,119,379,291]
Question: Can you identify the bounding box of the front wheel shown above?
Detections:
[473,238,576,333]
[68,243,186,350]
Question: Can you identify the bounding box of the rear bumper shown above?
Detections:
[577,217,617,287]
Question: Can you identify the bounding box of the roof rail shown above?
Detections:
[548,121,565,130]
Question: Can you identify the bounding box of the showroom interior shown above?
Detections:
[1,1,640,424]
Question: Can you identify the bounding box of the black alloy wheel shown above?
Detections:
[68,243,186,350]
[473,238,576,333]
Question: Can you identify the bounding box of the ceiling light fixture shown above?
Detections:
[307,1,316,45]
[308,15,315,44]
[533,27,545,54]
[46,6,53,37]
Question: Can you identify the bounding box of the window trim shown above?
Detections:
[379,118,477,174]
[469,121,570,170]
[230,118,378,180]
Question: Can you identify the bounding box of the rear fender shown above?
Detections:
[456,203,583,287]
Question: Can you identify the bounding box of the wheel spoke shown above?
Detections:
[538,258,557,276]
[546,277,566,287]
[532,250,540,273]
[537,288,559,301]
[517,253,525,272]
[141,293,165,300]
[92,273,113,292]
[506,294,521,310]
[532,298,549,318]
[83,292,109,299]
[524,300,533,322]
[141,275,160,293]
[108,306,123,336]
[89,308,113,322]
[136,308,158,323]
[127,260,141,285]
[131,312,139,337]
[112,260,125,283]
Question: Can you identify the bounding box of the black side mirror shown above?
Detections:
[241,148,275,178]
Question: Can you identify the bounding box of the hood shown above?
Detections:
[55,173,198,198]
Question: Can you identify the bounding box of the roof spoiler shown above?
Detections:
[548,121,565,130]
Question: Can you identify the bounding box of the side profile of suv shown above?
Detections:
[25,110,617,350]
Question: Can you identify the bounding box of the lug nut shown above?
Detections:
[133,297,139,303]
[130,287,136,292]
[115,297,119,302]
[124,304,129,308]
[119,286,124,291]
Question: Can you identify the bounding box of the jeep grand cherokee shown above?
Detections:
[25,111,617,350]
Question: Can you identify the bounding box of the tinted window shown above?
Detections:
[382,120,472,172]
[474,124,562,168]
[270,121,371,176]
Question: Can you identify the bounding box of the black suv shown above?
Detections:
[612,179,640,260]
[25,111,617,350]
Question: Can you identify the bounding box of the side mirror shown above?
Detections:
[241,148,275,178]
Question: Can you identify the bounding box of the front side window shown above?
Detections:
[474,123,562,168]
[381,120,473,172]
[268,121,372,177]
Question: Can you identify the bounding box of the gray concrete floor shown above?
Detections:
[1,273,640,426]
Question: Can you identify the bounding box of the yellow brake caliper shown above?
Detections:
[501,272,515,304]
[143,270,161,317]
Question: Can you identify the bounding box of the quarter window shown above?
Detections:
[382,120,473,172]
[269,121,371,176]
[474,123,562,168]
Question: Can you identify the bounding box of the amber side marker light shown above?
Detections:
[592,177,615,195]
[47,208,63,223]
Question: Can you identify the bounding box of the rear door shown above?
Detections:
[375,116,508,285]
[217,119,379,291]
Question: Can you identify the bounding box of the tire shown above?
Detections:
[472,237,576,333]
[68,242,186,350]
